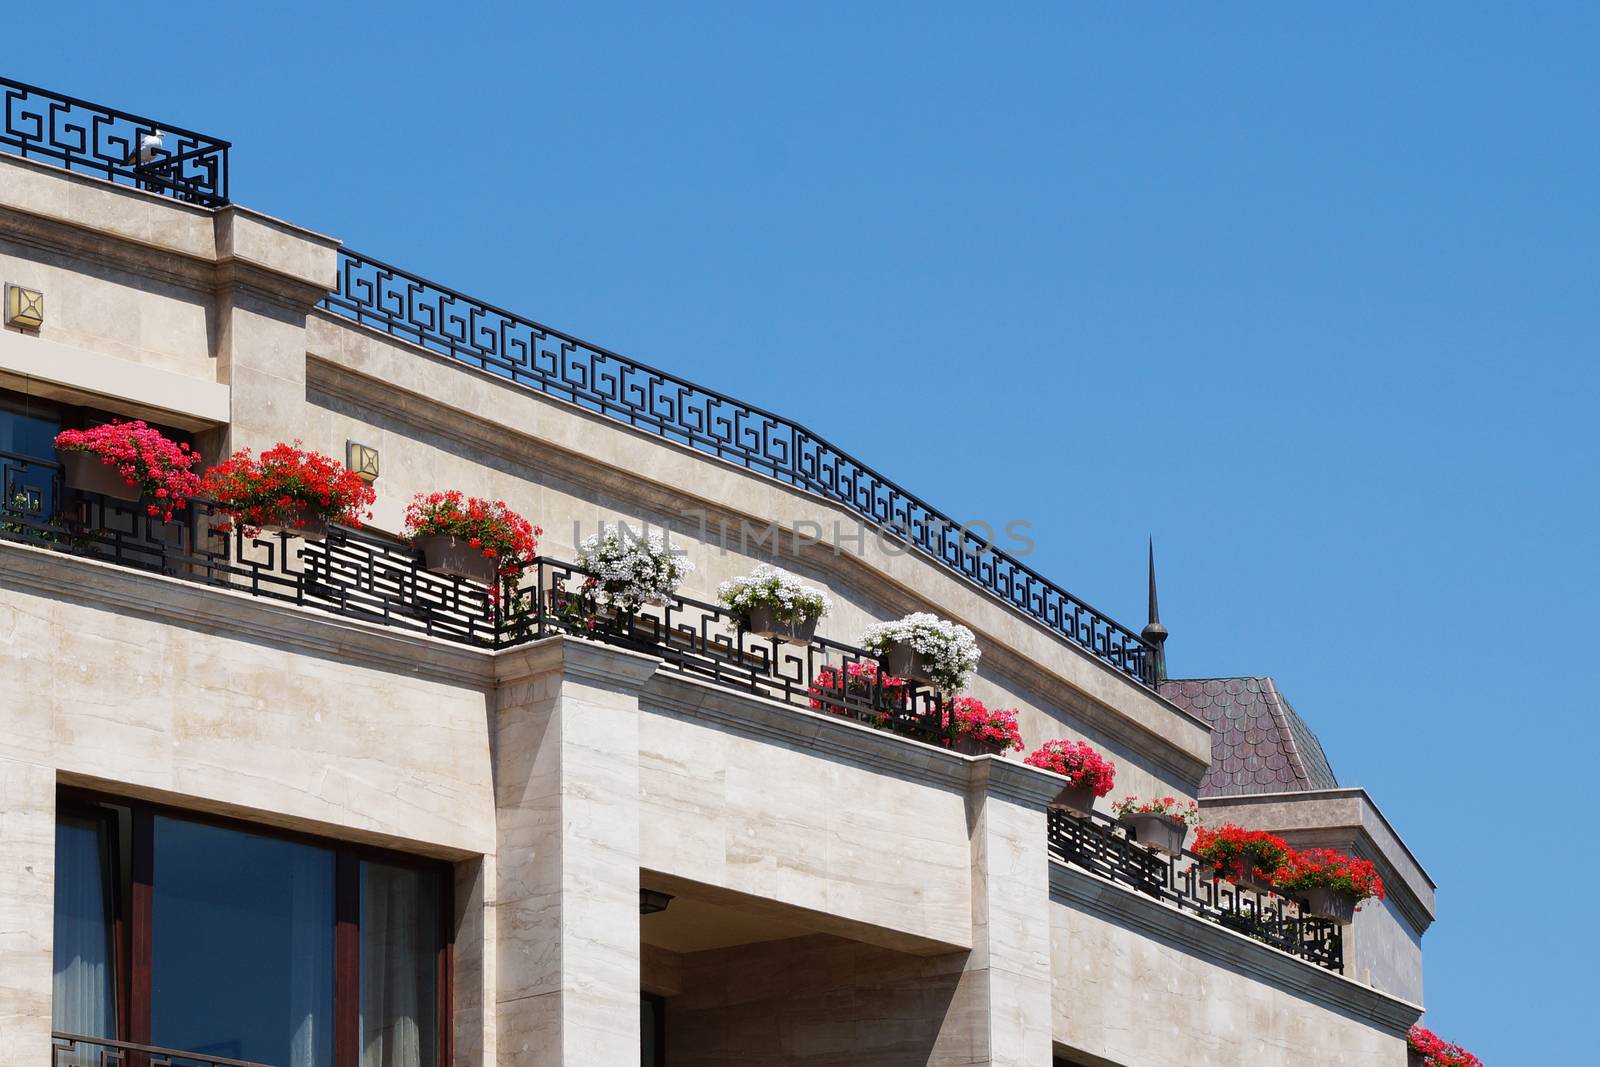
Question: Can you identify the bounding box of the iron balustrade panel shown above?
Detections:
[509,558,952,742]
[321,250,1155,688]
[52,1032,272,1067]
[1,77,229,206]
[1047,808,1344,972]
[0,450,496,645]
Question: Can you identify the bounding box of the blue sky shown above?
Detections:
[19,3,1596,1059]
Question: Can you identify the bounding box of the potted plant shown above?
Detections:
[1407,1026,1483,1067]
[575,527,694,614]
[53,420,201,521]
[859,612,980,691]
[717,563,832,643]
[201,441,375,540]
[1190,824,1291,895]
[405,491,540,587]
[808,660,908,727]
[1023,739,1116,815]
[1273,847,1385,924]
[1112,796,1201,857]
[943,697,1024,756]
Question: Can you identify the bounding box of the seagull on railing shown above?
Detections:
[126,129,163,166]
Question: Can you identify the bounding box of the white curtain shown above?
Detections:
[285,843,336,1067]
[52,813,116,1066]
[360,862,437,1067]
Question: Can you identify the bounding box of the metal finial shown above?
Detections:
[1141,537,1169,683]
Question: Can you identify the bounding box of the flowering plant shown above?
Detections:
[1273,847,1385,906]
[1407,1026,1483,1067]
[404,491,541,576]
[859,612,981,691]
[942,697,1024,752]
[1191,824,1292,886]
[1023,740,1116,795]
[575,528,693,612]
[53,420,201,522]
[717,564,832,622]
[1112,796,1202,826]
[808,660,907,724]
[200,441,375,535]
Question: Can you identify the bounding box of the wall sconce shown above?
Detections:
[639,888,674,915]
[5,284,43,329]
[346,441,380,483]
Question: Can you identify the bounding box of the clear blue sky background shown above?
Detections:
[19,3,1594,1060]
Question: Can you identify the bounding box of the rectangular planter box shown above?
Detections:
[1118,812,1189,857]
[58,449,140,502]
[881,641,938,687]
[257,501,328,541]
[416,533,498,584]
[743,604,818,645]
[1298,886,1359,925]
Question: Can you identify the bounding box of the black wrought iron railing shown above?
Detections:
[51,1031,270,1067]
[1047,808,1344,972]
[0,451,947,739]
[1,77,229,206]
[320,250,1156,688]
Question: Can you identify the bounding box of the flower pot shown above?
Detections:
[258,502,328,541]
[1407,1050,1426,1067]
[1298,886,1359,925]
[1119,812,1189,857]
[744,605,819,645]
[952,734,1009,757]
[881,641,938,687]
[416,533,498,584]
[58,449,140,502]
[1221,856,1273,895]
[1048,783,1098,816]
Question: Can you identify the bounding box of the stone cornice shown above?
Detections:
[1200,790,1436,933]
[1048,858,1423,1037]
[492,633,660,694]
[968,754,1068,809]
[0,540,493,689]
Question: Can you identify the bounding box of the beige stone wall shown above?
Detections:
[1049,862,1418,1067]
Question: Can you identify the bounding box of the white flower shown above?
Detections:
[716,564,832,623]
[576,527,694,611]
[859,612,980,691]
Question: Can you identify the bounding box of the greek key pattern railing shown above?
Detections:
[1047,808,1344,972]
[52,1032,271,1067]
[321,249,1155,687]
[1,77,229,206]
[0,452,946,738]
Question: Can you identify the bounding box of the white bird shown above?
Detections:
[128,129,163,166]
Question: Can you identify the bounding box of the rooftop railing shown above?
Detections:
[1047,807,1345,972]
[320,249,1157,688]
[1,76,229,206]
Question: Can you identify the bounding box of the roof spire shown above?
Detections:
[1141,537,1169,683]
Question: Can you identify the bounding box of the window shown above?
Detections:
[640,993,665,1067]
[52,792,451,1067]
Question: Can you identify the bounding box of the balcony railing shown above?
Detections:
[0,451,948,742]
[51,1032,270,1067]
[1,76,229,206]
[1047,808,1345,972]
[320,249,1157,688]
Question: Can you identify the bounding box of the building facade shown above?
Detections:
[0,79,1432,1066]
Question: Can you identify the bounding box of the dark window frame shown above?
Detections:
[57,786,454,1067]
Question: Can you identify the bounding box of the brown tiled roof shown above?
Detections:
[1158,677,1339,797]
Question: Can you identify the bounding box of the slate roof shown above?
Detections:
[1158,677,1339,798]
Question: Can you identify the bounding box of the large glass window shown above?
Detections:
[151,817,336,1067]
[50,794,450,1067]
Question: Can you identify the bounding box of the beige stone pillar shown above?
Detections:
[210,208,339,458]
[0,759,56,1066]
[491,637,655,1066]
[943,759,1058,1067]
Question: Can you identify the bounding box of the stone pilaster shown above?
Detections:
[943,757,1058,1067]
[0,759,56,1066]
[490,637,655,1066]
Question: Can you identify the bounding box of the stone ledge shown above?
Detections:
[0,539,493,689]
[1048,857,1422,1037]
